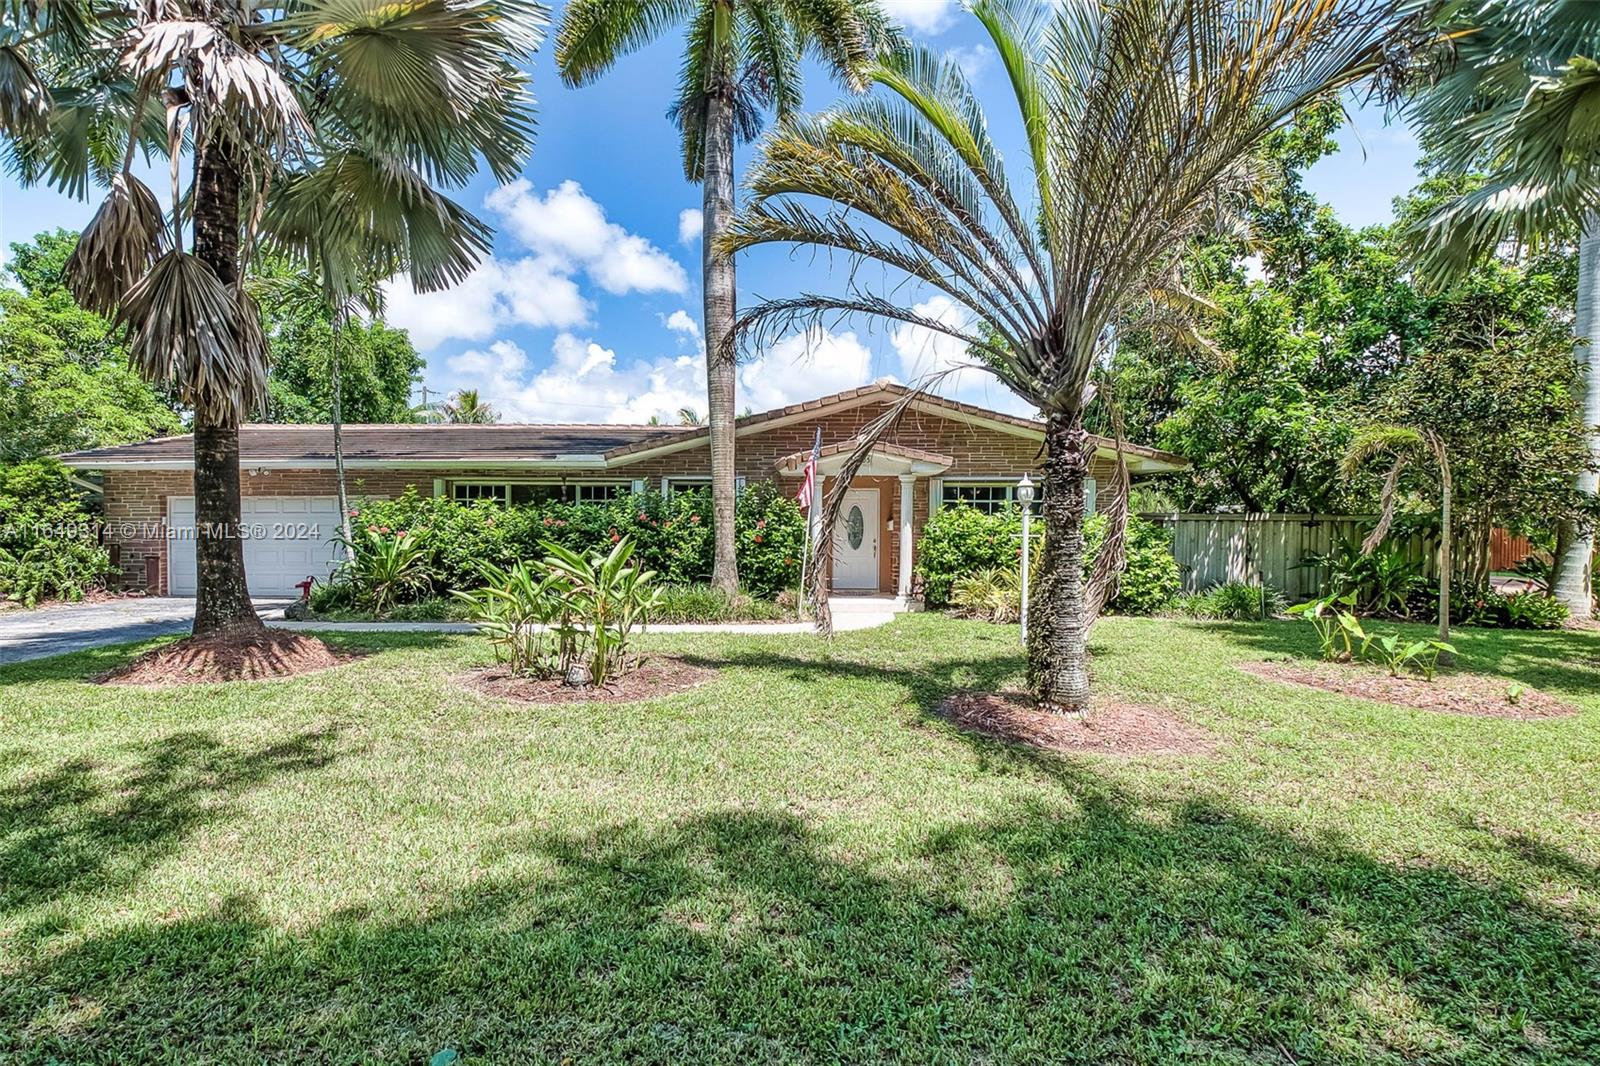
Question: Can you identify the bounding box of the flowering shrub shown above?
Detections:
[335,483,802,604]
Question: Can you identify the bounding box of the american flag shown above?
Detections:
[796,427,822,512]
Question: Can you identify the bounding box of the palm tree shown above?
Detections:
[554,0,898,595]
[443,388,499,424]
[1404,0,1600,619]
[1343,425,1454,644]
[676,406,703,426]
[1,0,543,635]
[724,0,1404,712]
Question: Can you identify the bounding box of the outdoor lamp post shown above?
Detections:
[1016,474,1035,644]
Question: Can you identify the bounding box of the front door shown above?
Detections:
[832,488,880,591]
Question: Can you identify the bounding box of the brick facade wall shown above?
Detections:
[99,400,1119,595]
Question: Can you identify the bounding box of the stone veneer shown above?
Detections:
[99,398,1119,595]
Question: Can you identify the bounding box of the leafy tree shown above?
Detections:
[256,290,423,425]
[555,0,899,595]
[1403,0,1600,617]
[726,0,1404,713]
[1371,259,1592,586]
[1,231,180,463]
[1,0,543,635]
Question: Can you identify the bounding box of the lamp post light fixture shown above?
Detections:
[1016,474,1035,644]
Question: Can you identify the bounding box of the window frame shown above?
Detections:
[448,479,636,506]
[933,477,1096,517]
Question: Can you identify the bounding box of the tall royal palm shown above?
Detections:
[1,0,543,634]
[554,0,897,594]
[725,0,1403,712]
[1405,0,1600,619]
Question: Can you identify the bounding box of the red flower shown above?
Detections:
[756,519,766,530]
[638,512,649,522]
[543,516,554,526]
[397,530,408,537]
[379,526,391,534]
[610,531,621,543]
[366,525,378,534]
[348,509,360,518]
[752,533,764,543]
[690,514,701,524]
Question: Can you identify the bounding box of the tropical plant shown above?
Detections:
[455,560,567,677]
[1404,0,1600,618]
[554,0,899,596]
[334,527,434,616]
[442,389,500,425]
[540,538,664,687]
[1287,592,1363,662]
[1369,632,1456,681]
[0,0,543,635]
[951,566,1023,624]
[675,407,702,427]
[1343,425,1454,644]
[725,0,1405,711]
[1304,535,1430,618]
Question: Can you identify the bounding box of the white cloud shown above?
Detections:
[487,179,687,295]
[662,308,702,342]
[443,326,877,425]
[385,257,589,351]
[883,0,960,35]
[677,208,703,246]
[891,294,972,381]
[947,43,994,83]
[385,180,687,351]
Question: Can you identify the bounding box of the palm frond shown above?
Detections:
[0,43,51,137]
[64,170,165,314]
[117,249,265,423]
[555,0,693,87]
[264,149,492,293]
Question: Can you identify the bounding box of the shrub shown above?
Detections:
[1305,536,1426,617]
[1175,580,1287,621]
[916,505,1180,613]
[0,459,116,606]
[1454,589,1568,630]
[1083,514,1182,613]
[733,480,805,599]
[341,486,799,600]
[651,583,787,623]
[333,526,432,614]
[950,567,1022,623]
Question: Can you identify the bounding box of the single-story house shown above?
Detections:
[58,382,1188,598]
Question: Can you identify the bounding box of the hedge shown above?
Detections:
[343,481,805,600]
[915,504,1181,613]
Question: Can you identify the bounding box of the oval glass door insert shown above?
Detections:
[846,505,865,550]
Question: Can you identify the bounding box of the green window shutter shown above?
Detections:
[928,478,944,514]
[1084,477,1097,517]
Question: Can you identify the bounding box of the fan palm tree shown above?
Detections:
[1404,0,1600,618]
[443,388,499,424]
[1,0,543,635]
[724,0,1405,712]
[554,0,899,594]
[1343,424,1454,644]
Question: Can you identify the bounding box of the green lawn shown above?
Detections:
[2,614,1597,1063]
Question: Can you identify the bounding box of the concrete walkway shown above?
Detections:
[0,595,903,664]
[271,596,905,635]
[0,597,292,665]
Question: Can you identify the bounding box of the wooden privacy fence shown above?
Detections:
[1139,513,1440,602]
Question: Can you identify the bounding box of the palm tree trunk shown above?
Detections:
[190,134,262,635]
[1028,412,1091,713]
[331,316,354,562]
[1437,441,1452,646]
[1553,212,1600,620]
[703,82,740,595]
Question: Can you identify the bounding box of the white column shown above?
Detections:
[898,474,916,598]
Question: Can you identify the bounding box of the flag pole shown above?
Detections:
[796,427,822,621]
[797,517,810,621]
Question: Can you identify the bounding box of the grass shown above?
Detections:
[1,614,1597,1063]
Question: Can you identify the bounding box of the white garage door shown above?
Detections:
[167,497,344,597]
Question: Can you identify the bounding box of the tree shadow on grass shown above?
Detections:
[1190,620,1600,703]
[0,727,342,917]
[6,785,1598,1063]
[0,631,463,686]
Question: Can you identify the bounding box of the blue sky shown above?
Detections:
[0,0,1423,424]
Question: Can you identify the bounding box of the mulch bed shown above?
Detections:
[1240,659,1577,720]
[97,628,358,686]
[463,656,717,705]
[936,691,1217,756]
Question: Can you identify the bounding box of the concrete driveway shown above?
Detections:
[0,597,291,665]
